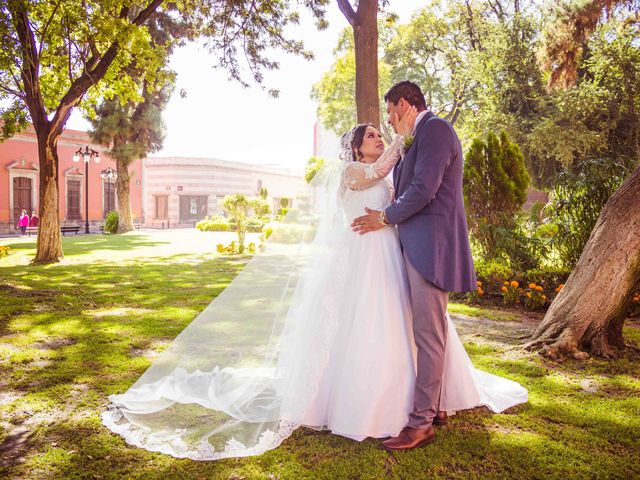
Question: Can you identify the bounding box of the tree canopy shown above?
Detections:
[0,0,329,263]
[313,0,639,188]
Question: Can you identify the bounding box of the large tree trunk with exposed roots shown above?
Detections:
[337,0,380,128]
[33,127,63,264]
[527,165,640,359]
[115,157,134,233]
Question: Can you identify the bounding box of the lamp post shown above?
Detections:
[100,167,117,216]
[73,146,101,234]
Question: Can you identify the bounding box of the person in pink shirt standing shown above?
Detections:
[17,210,29,235]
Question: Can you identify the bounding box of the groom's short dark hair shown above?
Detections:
[384,81,427,110]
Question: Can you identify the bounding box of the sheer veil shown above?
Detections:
[102,156,353,460]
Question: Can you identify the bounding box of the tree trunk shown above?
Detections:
[115,156,134,233]
[353,0,379,128]
[8,0,164,262]
[237,217,247,253]
[33,127,63,264]
[526,165,640,359]
[337,0,380,128]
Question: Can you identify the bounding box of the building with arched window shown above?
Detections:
[0,126,143,234]
[1,126,305,234]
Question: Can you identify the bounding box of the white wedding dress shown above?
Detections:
[299,135,527,440]
[300,172,416,440]
[102,134,527,459]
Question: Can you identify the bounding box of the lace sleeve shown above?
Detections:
[343,134,404,190]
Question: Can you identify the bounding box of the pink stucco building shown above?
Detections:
[1,126,305,233]
[0,126,143,233]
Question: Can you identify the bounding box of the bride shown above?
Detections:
[102,108,527,460]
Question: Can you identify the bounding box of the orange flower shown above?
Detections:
[501,286,508,293]
[526,292,532,298]
[504,281,510,286]
[542,295,547,301]
[528,283,536,290]
[510,281,519,288]
[536,285,543,291]
[555,284,565,293]
[477,288,484,296]
[477,280,483,287]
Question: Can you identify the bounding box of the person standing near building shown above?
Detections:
[29,211,39,228]
[17,210,29,235]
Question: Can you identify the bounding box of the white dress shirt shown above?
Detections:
[413,110,429,134]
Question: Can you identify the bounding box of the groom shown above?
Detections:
[351,80,476,450]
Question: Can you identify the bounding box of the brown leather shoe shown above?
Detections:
[382,427,435,451]
[433,411,448,426]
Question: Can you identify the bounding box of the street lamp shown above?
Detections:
[100,167,117,216]
[73,146,101,234]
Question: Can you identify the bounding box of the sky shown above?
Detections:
[66,2,423,172]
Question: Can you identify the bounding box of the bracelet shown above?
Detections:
[378,210,388,225]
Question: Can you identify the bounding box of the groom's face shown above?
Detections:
[386,98,410,134]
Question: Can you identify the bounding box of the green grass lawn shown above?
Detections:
[1,231,639,479]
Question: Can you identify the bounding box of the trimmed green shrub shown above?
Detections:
[464,131,530,264]
[247,216,268,233]
[275,208,289,221]
[464,259,570,310]
[521,267,571,290]
[104,211,118,234]
[262,222,315,244]
[474,258,513,291]
[196,216,230,232]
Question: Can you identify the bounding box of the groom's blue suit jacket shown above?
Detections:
[385,111,476,293]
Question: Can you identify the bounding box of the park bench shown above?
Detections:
[60,226,80,235]
[25,225,80,236]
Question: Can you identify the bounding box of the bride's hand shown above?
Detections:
[395,106,418,137]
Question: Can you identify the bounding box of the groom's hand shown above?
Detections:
[351,208,385,235]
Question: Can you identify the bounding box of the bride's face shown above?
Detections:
[356,127,385,163]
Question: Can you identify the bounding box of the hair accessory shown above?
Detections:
[339,127,357,163]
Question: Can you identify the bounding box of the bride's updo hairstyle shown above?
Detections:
[339,123,372,163]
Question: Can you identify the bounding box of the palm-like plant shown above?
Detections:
[223,194,251,253]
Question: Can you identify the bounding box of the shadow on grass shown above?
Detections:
[1,252,639,479]
[0,251,292,402]
[0,253,250,476]
[12,407,639,480]
[1,233,170,257]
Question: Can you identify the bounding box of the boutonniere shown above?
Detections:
[403,135,415,153]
